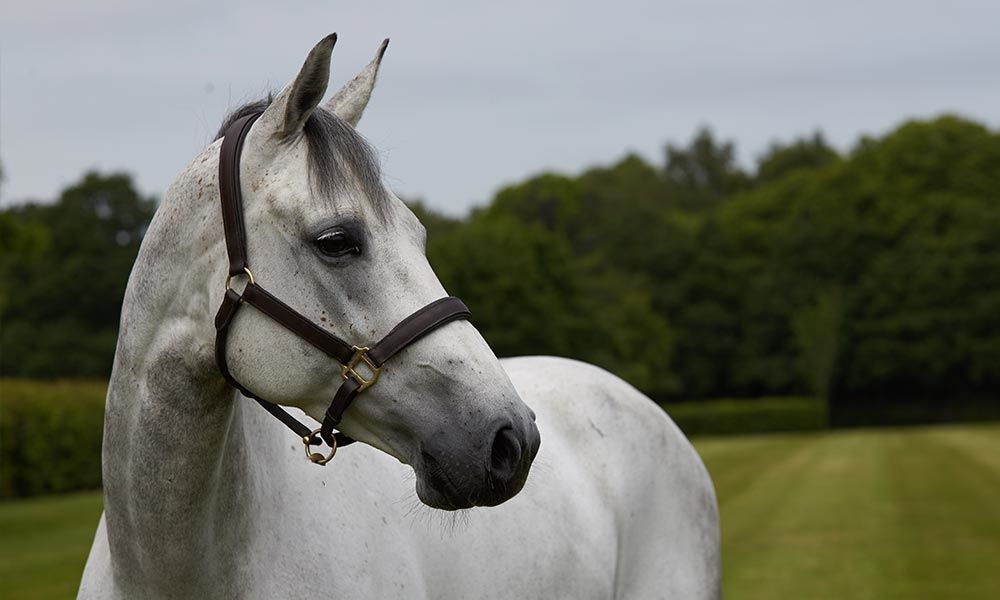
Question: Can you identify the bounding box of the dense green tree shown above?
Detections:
[715,116,1000,416]
[424,115,1000,413]
[0,172,156,377]
[756,132,839,184]
[427,212,677,397]
[792,287,843,403]
[486,174,588,242]
[834,118,1000,409]
[428,214,588,357]
[663,127,751,211]
[0,213,48,315]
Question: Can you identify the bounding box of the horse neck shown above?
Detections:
[102,143,256,587]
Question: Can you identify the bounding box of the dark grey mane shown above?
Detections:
[215,96,390,219]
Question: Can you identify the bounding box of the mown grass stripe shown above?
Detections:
[696,426,1000,600]
[694,433,820,511]
[925,424,1000,476]
[878,427,1000,597]
[697,432,841,598]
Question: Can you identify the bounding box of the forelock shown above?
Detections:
[215,96,391,220]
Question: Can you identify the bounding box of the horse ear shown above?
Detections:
[257,33,337,140]
[326,38,389,127]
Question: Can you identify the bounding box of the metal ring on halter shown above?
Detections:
[303,428,336,465]
[225,267,255,291]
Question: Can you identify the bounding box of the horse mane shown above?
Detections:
[215,95,390,220]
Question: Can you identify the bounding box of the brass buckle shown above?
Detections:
[303,428,336,465]
[225,267,255,291]
[341,345,382,392]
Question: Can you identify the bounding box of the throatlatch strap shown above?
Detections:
[214,287,338,446]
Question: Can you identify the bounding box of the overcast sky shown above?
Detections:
[2,1,998,214]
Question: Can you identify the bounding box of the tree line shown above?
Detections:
[3,115,999,424]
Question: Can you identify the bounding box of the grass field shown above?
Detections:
[698,423,1000,598]
[1,424,997,598]
[0,492,103,599]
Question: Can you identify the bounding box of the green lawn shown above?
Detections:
[0,491,103,600]
[1,424,998,598]
[698,423,1000,598]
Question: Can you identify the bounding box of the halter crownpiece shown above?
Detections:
[213,112,472,464]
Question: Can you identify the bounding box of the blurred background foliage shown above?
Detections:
[430,114,1000,425]
[3,114,1000,435]
[0,174,156,377]
[0,381,105,497]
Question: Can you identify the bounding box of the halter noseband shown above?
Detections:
[213,112,471,465]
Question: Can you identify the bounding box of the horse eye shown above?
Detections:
[313,230,360,258]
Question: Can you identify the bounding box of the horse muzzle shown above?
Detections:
[414,418,541,510]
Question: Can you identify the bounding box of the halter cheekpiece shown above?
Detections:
[214,112,471,465]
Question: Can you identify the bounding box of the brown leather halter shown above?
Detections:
[214,112,471,465]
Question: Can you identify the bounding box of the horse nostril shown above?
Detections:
[489,426,521,482]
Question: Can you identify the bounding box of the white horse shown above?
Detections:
[79,35,719,599]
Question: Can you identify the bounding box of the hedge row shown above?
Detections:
[0,379,826,498]
[0,379,105,498]
[664,396,828,437]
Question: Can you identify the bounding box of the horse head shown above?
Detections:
[216,35,540,510]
